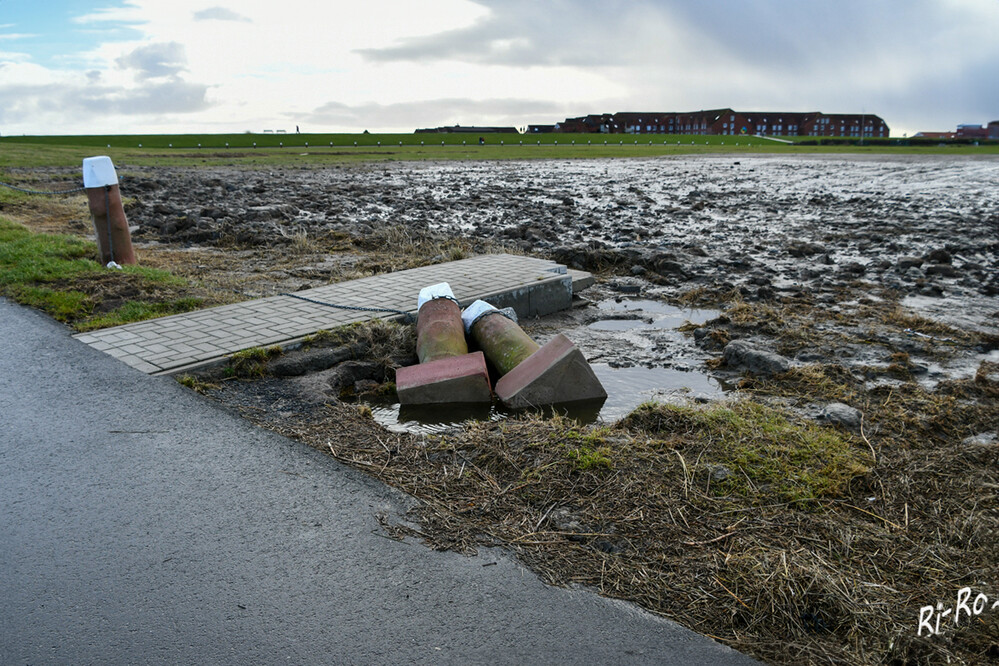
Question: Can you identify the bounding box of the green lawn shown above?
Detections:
[2,132,996,170]
[0,216,203,330]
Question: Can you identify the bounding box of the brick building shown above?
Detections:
[915,121,998,140]
[954,124,989,139]
[549,109,889,138]
[415,125,517,134]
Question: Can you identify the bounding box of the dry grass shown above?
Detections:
[210,337,998,664]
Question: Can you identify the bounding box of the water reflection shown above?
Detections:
[370,298,729,433]
[369,363,727,434]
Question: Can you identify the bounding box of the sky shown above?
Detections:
[1,0,998,137]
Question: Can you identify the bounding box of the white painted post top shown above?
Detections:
[82,156,119,188]
[461,299,498,333]
[417,282,455,310]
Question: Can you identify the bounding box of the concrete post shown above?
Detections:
[462,300,606,410]
[83,156,136,266]
[464,302,539,375]
[416,298,468,363]
[396,283,492,406]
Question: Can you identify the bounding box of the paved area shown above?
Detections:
[74,254,589,376]
[1,299,758,665]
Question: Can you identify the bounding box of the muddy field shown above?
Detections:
[120,154,999,318]
[116,154,998,394]
[12,154,999,664]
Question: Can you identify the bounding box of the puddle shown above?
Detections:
[588,319,648,332]
[370,297,729,433]
[597,300,719,324]
[900,294,999,332]
[369,362,728,434]
[371,403,507,435]
[590,300,719,332]
[591,363,729,420]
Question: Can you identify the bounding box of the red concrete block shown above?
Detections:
[494,334,607,409]
[396,351,492,406]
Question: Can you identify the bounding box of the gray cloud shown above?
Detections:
[359,0,632,67]
[0,79,211,123]
[192,7,252,22]
[358,0,999,132]
[116,42,188,79]
[302,98,568,130]
[361,0,992,72]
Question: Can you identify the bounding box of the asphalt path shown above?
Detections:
[0,299,758,665]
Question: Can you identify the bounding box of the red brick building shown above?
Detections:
[915,121,998,140]
[550,109,889,138]
[954,124,989,139]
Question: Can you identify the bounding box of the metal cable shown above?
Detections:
[281,292,415,322]
[0,180,86,195]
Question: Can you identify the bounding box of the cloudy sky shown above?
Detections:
[2,0,997,137]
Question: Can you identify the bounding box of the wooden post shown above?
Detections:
[83,156,136,266]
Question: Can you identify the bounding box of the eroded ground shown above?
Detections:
[6,154,999,665]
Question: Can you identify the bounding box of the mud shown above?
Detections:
[25,154,998,416]
[112,154,996,311]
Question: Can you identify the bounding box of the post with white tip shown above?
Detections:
[83,156,136,267]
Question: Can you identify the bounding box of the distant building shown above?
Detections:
[547,109,889,138]
[914,121,998,140]
[526,124,556,133]
[415,125,517,134]
[955,123,989,139]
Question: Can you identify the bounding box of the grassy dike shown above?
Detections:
[2,132,997,170]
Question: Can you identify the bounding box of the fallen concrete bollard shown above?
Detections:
[462,300,539,375]
[396,283,492,405]
[83,156,136,267]
[463,300,606,410]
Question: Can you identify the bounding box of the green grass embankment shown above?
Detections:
[2,132,996,170]
[0,215,202,331]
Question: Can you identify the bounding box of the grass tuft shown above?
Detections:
[621,400,870,503]
[226,345,283,378]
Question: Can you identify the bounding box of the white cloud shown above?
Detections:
[303,97,566,130]
[192,7,252,22]
[2,0,997,135]
[115,42,188,79]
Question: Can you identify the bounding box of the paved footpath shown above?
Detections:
[74,253,588,376]
[1,299,758,665]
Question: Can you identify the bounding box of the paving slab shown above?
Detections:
[74,254,582,376]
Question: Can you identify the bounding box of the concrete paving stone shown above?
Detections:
[128,360,162,373]
[74,255,593,375]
